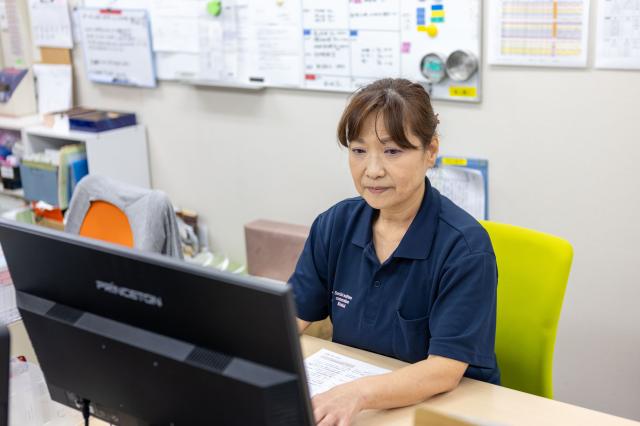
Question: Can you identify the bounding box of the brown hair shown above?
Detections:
[337,78,439,150]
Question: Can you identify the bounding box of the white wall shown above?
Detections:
[72,9,640,421]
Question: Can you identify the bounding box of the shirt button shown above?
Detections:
[374,280,381,288]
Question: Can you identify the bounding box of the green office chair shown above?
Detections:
[480,221,573,398]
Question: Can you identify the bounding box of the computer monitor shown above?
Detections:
[0,323,8,426]
[0,219,314,426]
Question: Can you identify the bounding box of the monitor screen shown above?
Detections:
[0,219,313,425]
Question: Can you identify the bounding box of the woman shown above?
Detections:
[290,78,499,426]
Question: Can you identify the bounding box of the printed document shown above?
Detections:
[304,349,390,397]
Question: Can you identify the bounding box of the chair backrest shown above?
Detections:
[480,220,573,398]
[66,175,183,259]
[244,219,333,340]
[79,200,134,248]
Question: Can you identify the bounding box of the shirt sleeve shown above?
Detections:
[428,251,498,368]
[288,215,330,322]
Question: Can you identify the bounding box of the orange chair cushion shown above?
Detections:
[79,201,134,248]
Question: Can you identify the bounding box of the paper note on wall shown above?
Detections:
[28,0,73,48]
[32,63,72,114]
[248,0,302,86]
[427,166,486,220]
[349,0,399,31]
[155,52,199,80]
[1,0,32,67]
[301,0,401,91]
[198,17,224,80]
[302,0,348,29]
[149,0,202,53]
[350,29,401,79]
[77,8,156,87]
[595,0,640,69]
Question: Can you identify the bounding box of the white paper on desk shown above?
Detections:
[32,64,72,114]
[428,166,485,220]
[28,0,73,48]
[304,349,390,397]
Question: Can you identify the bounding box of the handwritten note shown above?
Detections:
[77,8,156,87]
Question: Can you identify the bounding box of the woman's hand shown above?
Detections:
[312,381,366,426]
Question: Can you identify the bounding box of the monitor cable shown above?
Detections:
[82,398,91,426]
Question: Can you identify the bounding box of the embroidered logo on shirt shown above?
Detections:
[333,290,352,309]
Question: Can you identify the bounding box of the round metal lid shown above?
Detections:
[420,53,447,84]
[445,50,478,82]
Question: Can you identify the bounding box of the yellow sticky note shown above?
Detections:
[431,10,445,18]
[441,157,468,166]
[417,25,427,32]
[449,87,477,98]
[426,24,438,37]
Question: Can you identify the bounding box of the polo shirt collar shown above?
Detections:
[351,177,440,260]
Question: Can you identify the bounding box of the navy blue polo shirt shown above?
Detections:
[290,178,500,384]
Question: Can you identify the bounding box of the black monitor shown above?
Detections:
[0,219,313,425]
[0,323,8,426]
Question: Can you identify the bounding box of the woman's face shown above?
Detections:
[348,112,438,212]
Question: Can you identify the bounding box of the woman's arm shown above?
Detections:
[312,355,467,426]
[297,318,311,334]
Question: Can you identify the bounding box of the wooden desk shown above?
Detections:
[302,336,639,426]
[8,321,639,426]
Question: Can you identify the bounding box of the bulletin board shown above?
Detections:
[78,0,482,102]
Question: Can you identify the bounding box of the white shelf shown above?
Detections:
[0,115,42,131]
[0,188,25,199]
[22,124,151,189]
[23,124,145,142]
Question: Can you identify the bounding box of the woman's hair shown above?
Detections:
[337,78,439,150]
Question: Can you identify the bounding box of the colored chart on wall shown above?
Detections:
[488,0,591,67]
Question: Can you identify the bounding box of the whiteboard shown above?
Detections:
[78,0,482,101]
